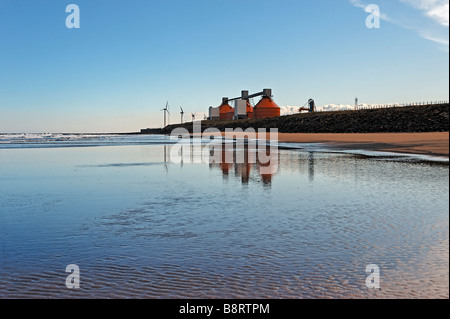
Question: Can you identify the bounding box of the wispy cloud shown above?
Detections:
[400,0,449,26]
[280,104,359,114]
[350,0,449,48]
[280,102,450,114]
[350,0,392,21]
[421,33,450,45]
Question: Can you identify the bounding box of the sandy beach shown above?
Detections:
[216,132,449,157]
[277,132,450,157]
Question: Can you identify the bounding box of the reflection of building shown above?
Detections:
[236,162,252,184]
[259,163,274,184]
[234,144,253,184]
[167,141,318,185]
[209,142,278,186]
[214,141,230,176]
[308,152,315,182]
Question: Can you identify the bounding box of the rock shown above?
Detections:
[165,104,450,134]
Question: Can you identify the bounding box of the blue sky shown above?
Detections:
[0,0,448,132]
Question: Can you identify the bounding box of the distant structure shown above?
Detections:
[208,89,280,120]
[161,102,170,127]
[308,99,316,112]
[218,98,234,120]
[180,107,185,123]
[299,99,316,113]
[208,105,220,120]
[355,97,359,110]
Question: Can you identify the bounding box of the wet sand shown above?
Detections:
[277,132,449,157]
[214,132,449,157]
[1,136,449,298]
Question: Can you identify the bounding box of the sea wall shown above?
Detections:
[160,104,449,134]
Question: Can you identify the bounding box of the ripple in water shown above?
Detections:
[0,142,448,298]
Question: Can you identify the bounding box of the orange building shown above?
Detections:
[211,89,280,120]
[246,101,254,119]
[253,96,281,119]
[219,98,233,120]
[226,108,235,120]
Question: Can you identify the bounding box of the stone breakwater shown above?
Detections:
[159,104,449,134]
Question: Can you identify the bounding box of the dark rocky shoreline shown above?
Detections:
[142,104,449,134]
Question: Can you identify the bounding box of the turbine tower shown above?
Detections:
[161,102,170,128]
[180,107,185,124]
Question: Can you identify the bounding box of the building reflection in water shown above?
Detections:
[166,139,317,186]
[208,141,278,186]
[308,152,315,182]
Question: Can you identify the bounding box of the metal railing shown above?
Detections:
[354,100,449,111]
[281,100,448,116]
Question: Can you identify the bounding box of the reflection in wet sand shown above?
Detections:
[308,152,315,182]
[205,142,317,186]
[208,142,278,186]
[0,141,448,299]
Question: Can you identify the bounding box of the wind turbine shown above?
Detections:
[161,102,170,128]
[180,107,185,124]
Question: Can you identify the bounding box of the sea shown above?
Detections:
[0,133,448,298]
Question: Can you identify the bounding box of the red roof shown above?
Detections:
[253,97,280,119]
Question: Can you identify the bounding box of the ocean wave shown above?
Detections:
[0,133,174,148]
[0,133,120,142]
